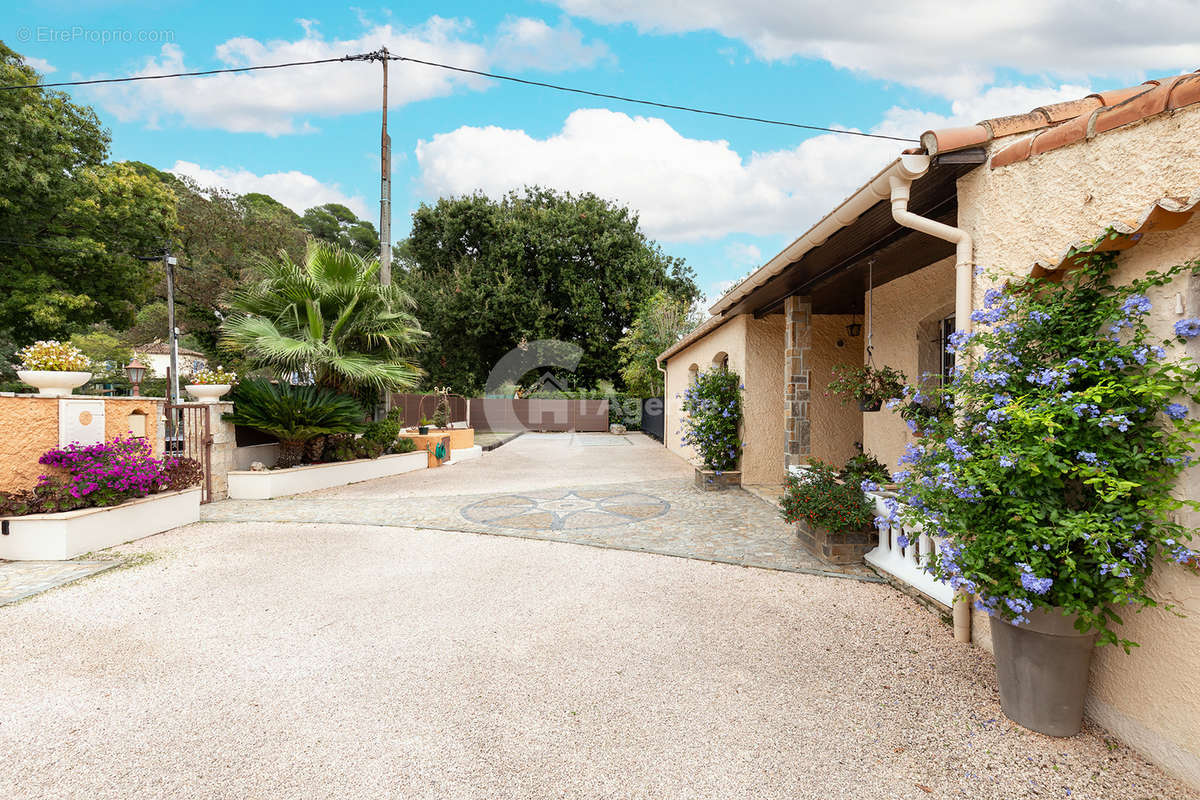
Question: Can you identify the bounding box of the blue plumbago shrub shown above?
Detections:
[888,239,1200,649]
[679,368,743,472]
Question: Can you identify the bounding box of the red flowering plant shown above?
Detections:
[779,459,874,534]
[0,437,201,516]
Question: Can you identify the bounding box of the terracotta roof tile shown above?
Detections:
[1168,73,1200,110]
[1034,96,1103,123]
[981,110,1050,138]
[921,70,1200,167]
[1091,79,1179,136]
[1088,82,1157,106]
[920,125,990,155]
[1027,112,1091,158]
[990,136,1034,168]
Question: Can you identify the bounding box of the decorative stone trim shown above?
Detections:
[794,519,874,565]
[695,468,741,491]
[784,296,813,468]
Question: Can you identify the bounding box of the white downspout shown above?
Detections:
[888,172,975,645]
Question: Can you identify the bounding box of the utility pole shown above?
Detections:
[164,249,180,406]
[136,248,180,406]
[379,46,392,286]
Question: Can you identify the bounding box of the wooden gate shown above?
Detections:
[166,402,214,503]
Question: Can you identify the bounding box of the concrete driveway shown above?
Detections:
[1,434,1195,799]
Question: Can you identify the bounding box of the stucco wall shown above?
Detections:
[663,313,787,485]
[0,396,165,493]
[861,256,956,471]
[955,105,1200,788]
[0,397,61,493]
[810,315,863,467]
[742,314,787,485]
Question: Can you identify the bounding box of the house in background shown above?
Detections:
[134,340,209,381]
[659,70,1200,788]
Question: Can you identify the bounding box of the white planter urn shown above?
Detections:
[17,370,92,397]
[185,383,232,403]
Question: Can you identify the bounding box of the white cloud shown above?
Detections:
[723,242,761,268]
[169,160,370,218]
[415,82,1092,243]
[22,56,56,75]
[492,16,611,72]
[89,16,608,135]
[550,0,1200,99]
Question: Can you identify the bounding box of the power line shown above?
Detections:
[0,55,358,91]
[1,49,919,143]
[387,54,917,142]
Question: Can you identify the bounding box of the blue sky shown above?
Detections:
[8,1,1199,303]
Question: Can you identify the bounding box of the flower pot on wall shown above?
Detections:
[990,608,1097,737]
[16,370,92,397]
[185,384,231,403]
[858,398,883,412]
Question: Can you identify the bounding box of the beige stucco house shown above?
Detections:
[659,71,1200,787]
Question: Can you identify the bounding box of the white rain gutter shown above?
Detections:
[888,157,975,644]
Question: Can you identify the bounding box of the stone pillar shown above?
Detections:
[206,401,236,501]
[784,295,812,469]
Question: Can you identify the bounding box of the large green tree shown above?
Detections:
[0,44,176,343]
[301,203,380,257]
[615,290,702,397]
[397,187,698,393]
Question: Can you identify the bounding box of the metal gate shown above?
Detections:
[641,397,665,443]
[166,402,214,502]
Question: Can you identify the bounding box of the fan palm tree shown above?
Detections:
[223,379,366,468]
[220,241,425,400]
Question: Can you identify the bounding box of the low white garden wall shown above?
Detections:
[0,488,201,561]
[227,451,428,499]
[451,445,483,461]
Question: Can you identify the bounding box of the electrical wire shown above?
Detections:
[0,55,357,91]
[388,55,918,142]
[0,50,919,143]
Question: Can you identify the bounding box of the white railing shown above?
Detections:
[863,490,954,606]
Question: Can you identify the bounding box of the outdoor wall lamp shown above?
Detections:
[125,358,147,396]
[846,319,863,338]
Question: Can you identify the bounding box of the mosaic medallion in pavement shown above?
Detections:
[460,488,669,531]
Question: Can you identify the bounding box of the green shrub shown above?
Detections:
[223,379,365,468]
[780,460,874,535]
[838,451,889,487]
[393,437,416,454]
[363,417,401,446]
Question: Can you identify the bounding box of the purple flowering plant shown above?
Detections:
[0,437,201,516]
[679,368,743,472]
[888,238,1200,649]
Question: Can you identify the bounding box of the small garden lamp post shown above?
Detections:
[125,358,147,397]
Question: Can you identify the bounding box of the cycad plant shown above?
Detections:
[220,241,425,401]
[223,379,366,468]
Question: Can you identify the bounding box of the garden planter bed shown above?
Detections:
[227,451,428,499]
[0,488,201,561]
[695,468,741,491]
[794,519,874,565]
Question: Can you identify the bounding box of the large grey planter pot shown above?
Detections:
[990,608,1097,737]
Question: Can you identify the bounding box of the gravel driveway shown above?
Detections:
[1,434,1195,799]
